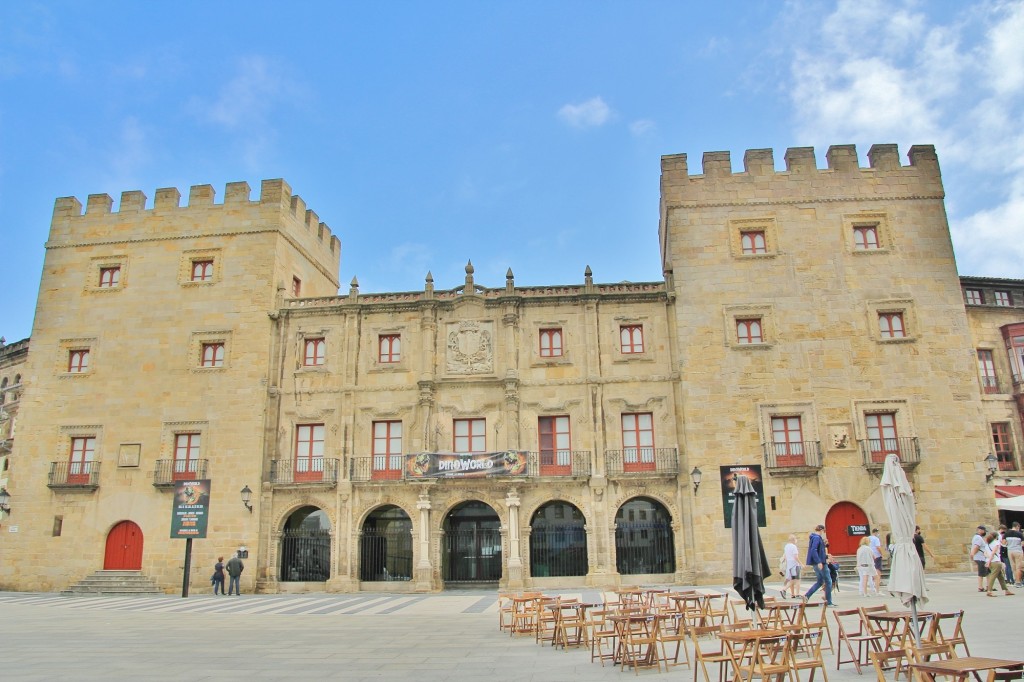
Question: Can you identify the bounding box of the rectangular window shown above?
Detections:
[736,318,763,345]
[379,334,401,363]
[173,433,201,480]
[98,266,120,288]
[995,291,1011,307]
[292,276,302,297]
[454,418,486,453]
[965,289,984,305]
[993,423,1016,471]
[68,349,90,373]
[866,412,899,463]
[191,260,214,282]
[740,230,767,255]
[621,412,655,472]
[853,225,880,250]
[1006,325,1024,384]
[372,420,403,480]
[539,328,563,357]
[303,338,325,366]
[200,342,225,368]
[978,349,999,393]
[878,312,906,339]
[770,416,805,466]
[539,415,571,475]
[620,325,644,354]
[295,424,325,482]
[68,436,96,484]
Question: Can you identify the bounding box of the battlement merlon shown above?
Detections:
[659,144,944,207]
[48,179,341,274]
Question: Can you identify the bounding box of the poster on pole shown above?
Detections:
[720,465,766,528]
[170,479,211,539]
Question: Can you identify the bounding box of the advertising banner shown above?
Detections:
[405,451,527,479]
[720,465,766,528]
[170,479,211,539]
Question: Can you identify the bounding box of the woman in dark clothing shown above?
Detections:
[212,556,226,595]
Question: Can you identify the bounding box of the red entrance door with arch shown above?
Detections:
[824,502,869,555]
[104,520,144,570]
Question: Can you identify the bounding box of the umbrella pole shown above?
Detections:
[910,596,921,649]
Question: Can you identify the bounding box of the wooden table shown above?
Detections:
[548,601,597,649]
[761,600,803,628]
[671,592,709,627]
[607,612,665,671]
[719,628,787,682]
[866,610,936,650]
[910,657,1024,682]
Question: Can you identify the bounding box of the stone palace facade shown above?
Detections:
[1,143,1022,594]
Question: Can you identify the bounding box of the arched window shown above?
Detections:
[280,507,331,582]
[614,497,675,575]
[360,505,413,581]
[530,501,588,577]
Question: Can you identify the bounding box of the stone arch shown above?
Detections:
[527,499,588,578]
[279,504,332,582]
[439,498,503,584]
[613,495,677,576]
[359,503,414,582]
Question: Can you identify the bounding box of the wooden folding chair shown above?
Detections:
[704,593,731,625]
[509,593,542,637]
[497,591,515,633]
[802,602,833,653]
[790,624,830,682]
[869,648,911,682]
[910,642,956,665]
[620,613,663,675]
[729,598,756,629]
[737,634,792,682]
[834,607,883,674]
[691,624,732,682]
[987,669,1024,682]
[588,607,619,667]
[927,611,970,657]
[656,609,692,669]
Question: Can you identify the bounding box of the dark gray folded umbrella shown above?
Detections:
[732,475,771,611]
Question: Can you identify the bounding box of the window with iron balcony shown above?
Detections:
[992,423,1016,471]
[295,424,325,482]
[372,420,403,480]
[977,349,999,393]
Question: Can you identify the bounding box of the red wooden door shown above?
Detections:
[104,521,143,570]
[824,502,868,556]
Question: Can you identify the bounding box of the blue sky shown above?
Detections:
[2,1,1022,342]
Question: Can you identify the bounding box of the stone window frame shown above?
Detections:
[188,330,232,372]
[369,325,408,373]
[866,298,917,344]
[58,424,104,463]
[844,211,892,255]
[57,337,98,377]
[613,316,654,364]
[178,248,223,287]
[728,217,779,260]
[86,255,129,293]
[295,329,330,372]
[724,304,775,349]
[757,401,818,452]
[852,398,914,443]
[531,320,573,367]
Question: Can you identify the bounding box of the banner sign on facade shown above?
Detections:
[405,451,527,479]
[170,479,211,539]
[720,465,767,528]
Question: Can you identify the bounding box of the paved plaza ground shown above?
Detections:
[2,572,1018,681]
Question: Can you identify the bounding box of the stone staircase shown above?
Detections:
[831,554,890,583]
[61,570,164,596]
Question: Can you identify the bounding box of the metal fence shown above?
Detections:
[442,527,503,583]
[269,458,340,485]
[614,522,675,575]
[858,437,921,466]
[153,459,209,486]
[525,450,592,477]
[48,460,101,488]
[605,448,679,476]
[762,441,822,469]
[529,526,588,577]
[279,527,331,582]
[359,526,414,581]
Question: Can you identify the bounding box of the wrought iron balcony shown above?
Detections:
[858,437,921,469]
[47,460,101,490]
[270,458,340,486]
[524,450,592,478]
[762,441,823,476]
[605,447,679,477]
[153,459,209,488]
[350,456,405,482]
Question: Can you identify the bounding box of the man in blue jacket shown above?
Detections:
[803,524,836,606]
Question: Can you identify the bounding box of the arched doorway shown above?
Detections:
[104,520,143,570]
[360,505,413,582]
[614,497,675,575]
[825,501,870,555]
[529,501,588,577]
[442,500,501,584]
[280,506,331,582]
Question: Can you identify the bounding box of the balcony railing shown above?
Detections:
[153,459,209,487]
[525,450,592,477]
[48,460,101,489]
[270,458,340,486]
[763,441,823,471]
[858,437,921,468]
[351,456,404,482]
[605,447,679,476]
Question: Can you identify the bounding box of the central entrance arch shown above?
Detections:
[104,520,143,570]
[825,501,870,555]
[442,500,501,585]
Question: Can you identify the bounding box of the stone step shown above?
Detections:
[62,570,164,596]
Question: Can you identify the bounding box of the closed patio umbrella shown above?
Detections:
[732,475,771,613]
[880,453,929,646]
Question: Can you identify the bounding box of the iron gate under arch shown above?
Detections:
[529,526,588,577]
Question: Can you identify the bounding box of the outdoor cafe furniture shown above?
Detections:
[656,608,692,669]
[536,596,574,645]
[589,606,620,667]
[551,600,596,650]
[927,611,971,657]
[762,600,806,629]
[834,607,885,674]
[870,648,913,682]
[788,624,830,682]
[802,602,834,653]
[609,611,665,674]
[674,592,712,629]
[719,627,788,682]
[865,608,938,652]
[910,657,1024,682]
[509,593,544,636]
[691,624,735,682]
[704,593,731,626]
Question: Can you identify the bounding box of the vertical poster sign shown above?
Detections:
[170,479,211,539]
[720,465,766,528]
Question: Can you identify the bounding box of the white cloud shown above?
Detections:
[986,0,1024,95]
[630,119,655,136]
[188,56,290,130]
[557,97,611,129]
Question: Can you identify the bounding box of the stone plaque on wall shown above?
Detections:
[118,443,141,467]
[445,320,494,374]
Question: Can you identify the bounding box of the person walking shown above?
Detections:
[869,528,884,588]
[212,556,226,595]
[226,552,244,596]
[856,536,878,596]
[913,526,936,569]
[984,531,1015,597]
[802,524,835,606]
[826,543,841,592]
[971,525,990,592]
[1004,521,1024,587]
[782,534,803,599]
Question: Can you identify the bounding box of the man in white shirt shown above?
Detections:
[971,525,990,592]
[869,529,883,587]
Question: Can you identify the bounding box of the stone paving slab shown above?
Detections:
[2,573,1018,681]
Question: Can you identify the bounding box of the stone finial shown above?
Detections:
[465,260,474,289]
[585,265,593,286]
[425,271,434,296]
[349,276,359,297]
